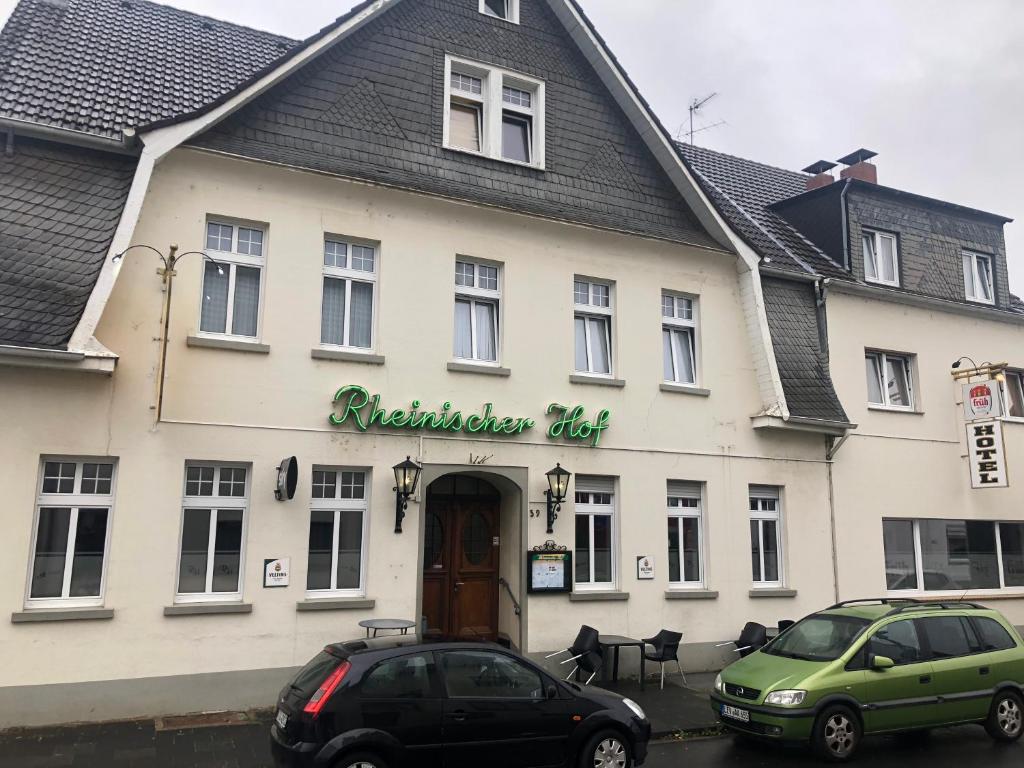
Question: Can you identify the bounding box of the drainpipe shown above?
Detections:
[826,437,841,604]
[839,180,852,270]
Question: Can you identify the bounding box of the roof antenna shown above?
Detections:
[680,92,725,145]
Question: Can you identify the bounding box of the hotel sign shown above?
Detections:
[329,385,612,447]
[966,420,1009,489]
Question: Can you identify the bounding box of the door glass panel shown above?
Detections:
[592,514,612,583]
[441,651,544,699]
[682,517,700,582]
[200,261,229,333]
[922,616,973,659]
[337,509,363,589]
[462,511,490,566]
[667,518,680,582]
[68,508,108,597]
[307,510,334,590]
[211,509,243,593]
[178,508,210,593]
[750,520,762,582]
[575,515,590,583]
[762,520,779,582]
[424,512,444,568]
[362,654,432,699]
[867,619,923,665]
[31,507,72,598]
[883,519,918,590]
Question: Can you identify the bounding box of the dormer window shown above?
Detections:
[444,56,545,169]
[480,0,519,23]
[963,250,995,304]
[862,230,899,287]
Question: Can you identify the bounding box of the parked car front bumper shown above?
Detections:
[709,693,814,742]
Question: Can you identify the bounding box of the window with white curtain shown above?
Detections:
[574,279,613,376]
[574,476,616,590]
[479,0,519,23]
[667,481,704,587]
[862,230,899,287]
[662,293,698,385]
[321,238,377,350]
[453,259,500,363]
[1003,370,1024,419]
[307,469,369,596]
[26,458,116,608]
[750,486,783,587]
[200,220,265,338]
[963,250,995,304]
[176,463,248,602]
[865,350,914,409]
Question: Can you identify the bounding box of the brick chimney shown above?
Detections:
[802,161,837,191]
[837,149,878,184]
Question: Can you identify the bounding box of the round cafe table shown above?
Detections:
[359,618,417,638]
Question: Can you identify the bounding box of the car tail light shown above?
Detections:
[303,660,351,718]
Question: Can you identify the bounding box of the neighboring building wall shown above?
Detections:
[827,290,1024,626]
[846,188,1011,309]
[0,148,833,726]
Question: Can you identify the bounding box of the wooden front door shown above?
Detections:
[422,483,500,641]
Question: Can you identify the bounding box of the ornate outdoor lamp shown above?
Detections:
[545,463,571,534]
[392,456,422,534]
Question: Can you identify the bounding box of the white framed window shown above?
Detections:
[453,259,501,363]
[25,458,116,609]
[749,486,783,588]
[176,463,249,602]
[574,278,613,376]
[865,350,915,410]
[200,220,266,339]
[443,55,545,169]
[1003,370,1024,420]
[321,237,378,350]
[307,469,369,597]
[662,293,698,385]
[574,476,616,590]
[479,0,519,23]
[884,518,1024,593]
[862,230,899,287]
[667,481,704,588]
[963,250,995,304]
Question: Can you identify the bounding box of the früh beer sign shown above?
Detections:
[962,380,1003,421]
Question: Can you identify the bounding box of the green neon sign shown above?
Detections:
[328,385,611,447]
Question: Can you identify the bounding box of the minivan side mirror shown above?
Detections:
[869,654,894,671]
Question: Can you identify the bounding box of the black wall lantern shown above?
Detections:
[545,463,572,534]
[393,456,422,534]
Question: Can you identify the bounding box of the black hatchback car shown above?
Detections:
[270,636,650,768]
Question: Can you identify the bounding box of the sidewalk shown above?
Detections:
[0,675,720,767]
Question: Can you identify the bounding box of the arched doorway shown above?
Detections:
[422,474,500,641]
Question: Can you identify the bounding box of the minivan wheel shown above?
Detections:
[336,752,390,768]
[812,705,862,762]
[985,690,1024,742]
[579,729,633,768]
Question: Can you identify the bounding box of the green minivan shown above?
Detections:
[710,599,1024,761]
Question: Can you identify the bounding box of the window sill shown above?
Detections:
[665,589,718,600]
[187,336,270,354]
[447,361,511,377]
[442,145,545,173]
[569,591,629,602]
[296,598,376,612]
[12,608,114,624]
[867,405,924,415]
[748,589,797,599]
[661,383,711,397]
[569,374,626,388]
[164,602,253,617]
[311,348,385,365]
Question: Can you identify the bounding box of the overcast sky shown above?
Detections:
[2,0,1021,292]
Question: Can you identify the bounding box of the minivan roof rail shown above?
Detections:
[884,601,987,616]
[828,598,920,609]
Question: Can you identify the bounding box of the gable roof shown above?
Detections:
[0,0,297,142]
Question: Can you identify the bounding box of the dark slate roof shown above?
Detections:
[1011,294,1024,314]
[676,142,847,278]
[760,277,850,425]
[0,0,297,140]
[0,136,136,348]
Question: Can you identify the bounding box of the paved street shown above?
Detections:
[3,717,1022,768]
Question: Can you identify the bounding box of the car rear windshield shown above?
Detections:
[289,650,342,697]
[764,615,871,662]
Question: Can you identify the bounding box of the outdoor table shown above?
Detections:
[359,618,417,638]
[597,634,646,691]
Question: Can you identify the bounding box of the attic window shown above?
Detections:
[444,55,545,169]
[480,0,519,23]
[862,230,899,287]
[963,251,995,305]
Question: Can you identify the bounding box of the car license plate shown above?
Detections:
[276,710,288,730]
[721,704,750,723]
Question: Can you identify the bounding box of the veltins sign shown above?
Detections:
[263,558,290,588]
[963,381,1004,421]
[966,421,1009,489]
[636,556,655,580]
[328,385,612,447]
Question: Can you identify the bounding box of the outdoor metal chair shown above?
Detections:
[716,621,768,658]
[778,619,795,634]
[642,629,685,689]
[545,624,603,684]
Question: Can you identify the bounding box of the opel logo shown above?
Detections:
[737,687,744,695]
